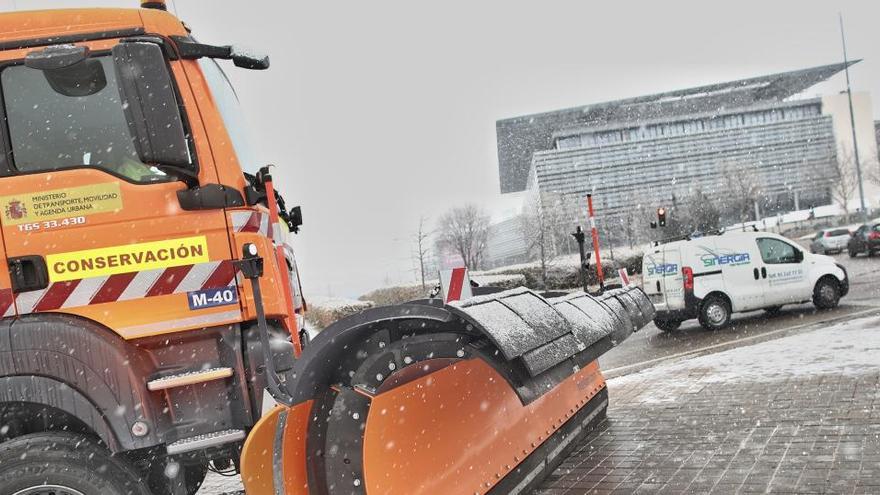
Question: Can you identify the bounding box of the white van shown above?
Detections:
[642,230,849,331]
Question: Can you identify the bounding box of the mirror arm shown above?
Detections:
[171,35,232,60]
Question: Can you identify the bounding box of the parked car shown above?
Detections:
[847,222,880,257]
[809,228,851,254]
[643,230,848,332]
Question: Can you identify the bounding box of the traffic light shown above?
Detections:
[657,207,667,227]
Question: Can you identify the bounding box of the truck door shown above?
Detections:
[0,42,237,338]
[754,237,811,306]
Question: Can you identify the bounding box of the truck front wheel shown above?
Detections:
[0,432,149,495]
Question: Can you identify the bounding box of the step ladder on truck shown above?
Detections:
[0,2,655,494]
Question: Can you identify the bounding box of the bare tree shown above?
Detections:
[412,216,431,290]
[720,161,762,224]
[621,208,639,249]
[684,187,721,233]
[522,194,555,288]
[828,150,858,222]
[436,204,490,270]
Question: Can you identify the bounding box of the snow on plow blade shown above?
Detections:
[240,286,654,495]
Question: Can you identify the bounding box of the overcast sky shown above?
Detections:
[3,0,879,298]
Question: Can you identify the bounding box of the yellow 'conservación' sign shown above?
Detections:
[47,236,210,282]
[1,183,122,225]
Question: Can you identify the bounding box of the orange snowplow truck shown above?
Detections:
[0,3,654,495]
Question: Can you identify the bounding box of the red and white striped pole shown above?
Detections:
[587,194,605,291]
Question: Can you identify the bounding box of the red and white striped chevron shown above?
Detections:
[231,210,285,244]
[0,260,237,317]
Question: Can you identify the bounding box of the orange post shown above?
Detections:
[587,194,604,291]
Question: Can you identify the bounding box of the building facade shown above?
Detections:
[497,63,880,235]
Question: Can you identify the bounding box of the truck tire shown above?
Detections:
[653,318,681,332]
[698,295,731,331]
[144,460,208,495]
[0,432,149,495]
[813,277,841,310]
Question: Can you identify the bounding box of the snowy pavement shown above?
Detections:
[537,314,880,494]
[201,313,880,494]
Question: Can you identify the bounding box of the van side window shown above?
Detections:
[756,238,799,264]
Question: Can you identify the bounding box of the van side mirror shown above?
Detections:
[112,41,191,168]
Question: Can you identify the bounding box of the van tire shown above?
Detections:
[698,295,731,331]
[813,277,841,310]
[0,432,150,495]
[653,318,681,332]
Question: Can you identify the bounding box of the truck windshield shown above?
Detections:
[198,58,261,173]
[1,56,167,182]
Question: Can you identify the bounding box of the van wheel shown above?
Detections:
[813,277,841,310]
[653,318,681,332]
[0,432,149,495]
[698,296,730,331]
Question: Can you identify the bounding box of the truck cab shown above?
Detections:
[643,230,848,332]
[0,5,304,494]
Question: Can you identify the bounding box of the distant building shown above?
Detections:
[484,215,529,269]
[496,62,880,231]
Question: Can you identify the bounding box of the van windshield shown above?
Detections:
[1,56,166,182]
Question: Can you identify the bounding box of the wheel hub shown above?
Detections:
[820,284,836,302]
[13,486,86,495]
[706,303,726,325]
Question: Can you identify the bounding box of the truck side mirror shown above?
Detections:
[230,46,270,70]
[112,41,191,168]
[289,206,303,233]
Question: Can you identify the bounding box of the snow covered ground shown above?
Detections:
[610,314,880,403]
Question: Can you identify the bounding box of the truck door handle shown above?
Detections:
[761,267,767,279]
[753,268,760,280]
[8,255,49,293]
[656,281,660,292]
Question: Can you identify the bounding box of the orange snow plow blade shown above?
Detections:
[241,286,654,494]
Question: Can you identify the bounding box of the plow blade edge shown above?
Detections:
[241,286,654,494]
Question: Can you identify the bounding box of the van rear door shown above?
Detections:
[643,244,683,312]
[660,245,684,311]
[642,248,665,309]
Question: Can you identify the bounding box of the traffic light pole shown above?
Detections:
[571,226,591,293]
[587,194,605,292]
